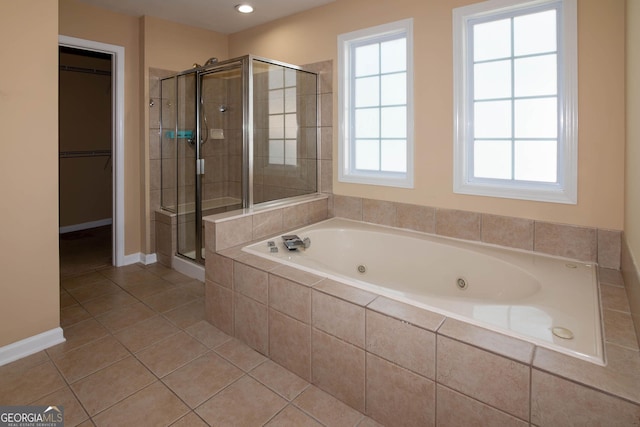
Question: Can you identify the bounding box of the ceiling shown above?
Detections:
[78,0,336,34]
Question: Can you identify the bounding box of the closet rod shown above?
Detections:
[59,65,111,76]
[59,150,111,158]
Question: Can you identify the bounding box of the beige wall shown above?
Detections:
[229,0,626,230]
[627,1,640,269]
[59,0,142,255]
[0,1,60,346]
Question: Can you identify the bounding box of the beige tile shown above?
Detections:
[170,412,209,427]
[77,418,96,427]
[119,276,175,299]
[253,209,284,240]
[270,309,311,381]
[46,318,109,357]
[366,310,435,378]
[283,203,310,230]
[234,293,269,354]
[598,229,621,270]
[216,216,253,251]
[196,375,287,426]
[81,289,138,316]
[367,297,445,331]
[270,275,312,323]
[215,338,268,371]
[30,386,89,426]
[53,336,129,383]
[265,405,323,426]
[437,318,534,364]
[66,279,121,303]
[396,203,436,234]
[204,281,233,335]
[366,353,436,427]
[136,331,208,377]
[600,267,624,287]
[312,329,365,412]
[362,199,397,227]
[357,417,385,427]
[235,251,282,272]
[142,287,198,313]
[436,336,529,420]
[162,352,243,408]
[184,320,232,349]
[604,308,639,349]
[93,381,189,427]
[531,369,640,426]
[0,361,66,406]
[294,385,364,427]
[114,315,180,352]
[61,271,107,290]
[95,302,156,332]
[437,384,526,427]
[333,195,363,220]
[314,279,377,306]
[175,279,205,298]
[601,283,632,312]
[313,291,365,347]
[271,265,324,287]
[163,298,205,329]
[234,262,269,304]
[250,360,310,401]
[205,252,233,288]
[61,304,92,327]
[0,351,49,384]
[60,289,79,308]
[162,269,194,285]
[481,214,534,250]
[436,209,481,241]
[534,221,597,262]
[71,356,155,416]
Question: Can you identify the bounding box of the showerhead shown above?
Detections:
[204,57,218,66]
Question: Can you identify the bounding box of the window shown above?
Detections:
[453,0,577,204]
[268,66,297,166]
[338,19,414,188]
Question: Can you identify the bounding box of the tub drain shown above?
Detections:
[552,326,574,340]
[357,265,367,274]
[456,277,468,290]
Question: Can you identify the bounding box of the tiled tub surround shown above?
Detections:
[204,197,639,425]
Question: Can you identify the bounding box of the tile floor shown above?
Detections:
[1,234,379,426]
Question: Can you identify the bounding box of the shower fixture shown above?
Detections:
[205,57,218,66]
[219,105,227,113]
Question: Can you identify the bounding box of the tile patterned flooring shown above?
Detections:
[0,235,379,426]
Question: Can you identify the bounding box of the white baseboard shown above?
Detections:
[122,252,158,266]
[172,255,205,281]
[0,328,65,367]
[59,218,112,234]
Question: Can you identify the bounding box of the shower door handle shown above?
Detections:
[197,158,205,175]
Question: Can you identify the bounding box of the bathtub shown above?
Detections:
[243,217,605,366]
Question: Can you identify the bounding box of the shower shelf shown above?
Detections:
[164,130,194,139]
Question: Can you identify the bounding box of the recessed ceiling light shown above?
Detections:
[235,4,254,14]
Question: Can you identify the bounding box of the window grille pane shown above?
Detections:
[355,76,380,107]
[269,115,284,139]
[381,38,406,73]
[269,68,284,89]
[514,54,557,97]
[284,68,297,87]
[474,19,511,61]
[284,87,296,112]
[381,73,406,105]
[269,140,284,164]
[269,91,284,114]
[284,113,297,139]
[381,106,406,138]
[474,100,512,138]
[381,140,407,172]
[514,10,556,56]
[514,98,557,138]
[514,140,557,182]
[285,140,297,165]
[355,44,379,77]
[355,139,380,170]
[474,140,512,179]
[355,108,380,138]
[474,60,511,100]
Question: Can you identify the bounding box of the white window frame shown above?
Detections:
[453,0,577,204]
[338,19,414,188]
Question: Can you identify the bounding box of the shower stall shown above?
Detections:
[160,55,318,265]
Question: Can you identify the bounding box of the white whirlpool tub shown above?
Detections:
[243,217,605,365]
